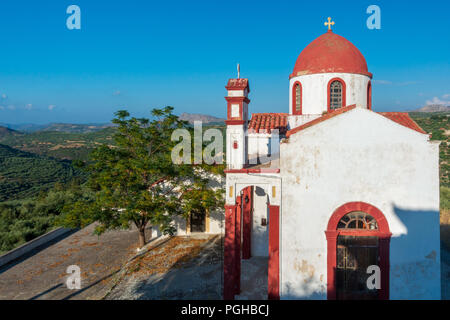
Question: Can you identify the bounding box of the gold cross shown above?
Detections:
[324,17,335,31]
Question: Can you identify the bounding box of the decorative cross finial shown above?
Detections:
[237,63,240,79]
[324,17,335,31]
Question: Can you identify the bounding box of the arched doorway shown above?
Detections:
[223,184,279,300]
[325,202,392,300]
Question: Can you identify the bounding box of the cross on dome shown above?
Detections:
[324,17,335,31]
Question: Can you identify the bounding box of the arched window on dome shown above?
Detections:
[327,78,346,111]
[367,81,372,110]
[292,81,302,115]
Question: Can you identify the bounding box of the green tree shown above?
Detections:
[59,107,223,247]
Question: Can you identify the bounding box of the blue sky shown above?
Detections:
[0,0,449,124]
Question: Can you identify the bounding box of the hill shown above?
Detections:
[0,144,86,202]
[179,113,225,124]
[413,104,450,113]
[0,122,114,133]
[0,126,23,137]
[0,127,117,161]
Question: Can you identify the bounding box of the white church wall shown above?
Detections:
[152,173,225,237]
[289,73,371,115]
[279,107,440,300]
[248,133,271,164]
[227,125,247,169]
[252,186,269,257]
[288,114,321,129]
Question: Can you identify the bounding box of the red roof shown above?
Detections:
[226,78,250,92]
[378,112,426,134]
[285,106,427,138]
[248,113,289,134]
[291,31,372,78]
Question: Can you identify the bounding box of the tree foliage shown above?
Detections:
[58,107,224,247]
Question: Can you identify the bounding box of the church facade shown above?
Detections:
[223,26,441,300]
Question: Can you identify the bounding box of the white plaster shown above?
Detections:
[279,107,440,299]
[289,73,371,115]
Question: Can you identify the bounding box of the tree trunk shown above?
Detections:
[138,227,146,248]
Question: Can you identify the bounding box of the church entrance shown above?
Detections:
[224,184,279,300]
[325,202,392,300]
[190,208,206,233]
[336,235,379,300]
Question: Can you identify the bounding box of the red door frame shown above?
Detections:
[224,204,237,300]
[325,202,392,300]
[268,204,280,300]
[224,187,280,300]
[242,186,253,260]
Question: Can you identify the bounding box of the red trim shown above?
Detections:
[327,78,346,112]
[225,120,246,125]
[268,205,280,300]
[378,112,427,134]
[226,78,250,92]
[367,81,372,110]
[292,81,302,115]
[225,168,280,174]
[235,196,242,295]
[286,105,357,138]
[325,202,391,300]
[224,204,237,300]
[242,186,253,260]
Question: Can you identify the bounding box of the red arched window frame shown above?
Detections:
[325,202,392,300]
[327,78,346,112]
[367,81,372,110]
[292,81,302,115]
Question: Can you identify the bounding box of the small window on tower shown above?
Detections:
[292,82,302,115]
[330,80,343,110]
[295,83,301,112]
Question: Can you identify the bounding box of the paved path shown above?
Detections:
[0,224,150,300]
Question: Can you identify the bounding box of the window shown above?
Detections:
[329,80,343,110]
[367,81,372,110]
[337,211,378,230]
[292,81,302,115]
[295,84,301,112]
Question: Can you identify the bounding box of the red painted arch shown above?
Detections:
[327,78,346,112]
[325,202,392,300]
[367,81,372,110]
[292,81,302,115]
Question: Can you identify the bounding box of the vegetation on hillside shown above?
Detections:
[0,144,87,202]
[410,112,450,210]
[0,127,116,161]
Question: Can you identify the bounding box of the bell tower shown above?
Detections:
[225,78,250,169]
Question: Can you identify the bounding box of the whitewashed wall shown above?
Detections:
[227,125,247,169]
[252,186,269,257]
[152,173,225,237]
[279,107,440,300]
[289,73,371,115]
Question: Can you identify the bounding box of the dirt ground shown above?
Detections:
[0,224,149,300]
[104,234,224,300]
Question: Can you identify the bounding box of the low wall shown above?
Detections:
[0,227,72,268]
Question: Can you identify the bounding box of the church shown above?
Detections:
[223,20,441,300]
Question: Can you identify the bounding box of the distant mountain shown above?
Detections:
[179,113,225,124]
[412,104,450,113]
[0,126,23,137]
[0,123,114,133]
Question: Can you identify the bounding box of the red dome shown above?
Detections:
[291,31,372,78]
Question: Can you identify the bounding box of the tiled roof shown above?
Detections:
[378,112,426,134]
[226,78,249,91]
[248,113,289,134]
[286,105,357,137]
